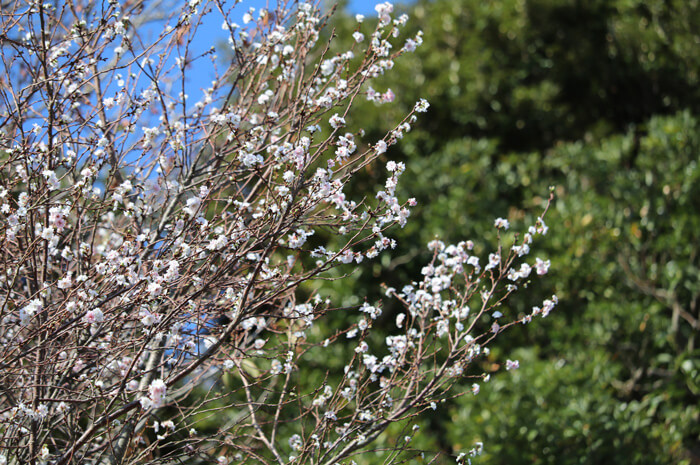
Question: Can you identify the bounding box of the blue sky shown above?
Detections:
[179,0,403,108]
[94,0,410,172]
[345,0,389,13]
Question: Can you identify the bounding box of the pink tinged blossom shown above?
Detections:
[541,295,558,317]
[404,38,417,53]
[363,354,379,372]
[329,113,345,129]
[338,250,354,264]
[507,268,519,281]
[485,252,500,271]
[147,281,163,296]
[84,308,104,324]
[494,217,510,229]
[49,207,68,231]
[148,379,167,408]
[257,89,273,105]
[366,86,378,101]
[449,364,463,377]
[57,273,72,289]
[72,359,84,373]
[358,318,369,331]
[20,299,43,325]
[184,197,201,217]
[472,383,480,395]
[512,243,530,257]
[320,59,335,76]
[161,420,175,432]
[42,170,60,190]
[506,359,520,371]
[290,145,307,169]
[283,170,295,183]
[335,145,349,160]
[375,1,394,25]
[414,98,429,112]
[53,216,66,230]
[288,231,307,249]
[139,397,153,410]
[163,261,179,282]
[382,89,395,103]
[207,234,228,251]
[41,226,55,240]
[518,263,532,278]
[238,151,263,168]
[360,302,382,319]
[139,308,161,326]
[56,401,69,414]
[17,192,29,207]
[427,240,444,252]
[535,257,551,275]
[375,140,387,154]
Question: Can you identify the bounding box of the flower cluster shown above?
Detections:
[0,1,554,464]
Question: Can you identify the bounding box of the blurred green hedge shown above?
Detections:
[316,0,700,462]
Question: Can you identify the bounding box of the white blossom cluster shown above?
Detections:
[281,212,556,462]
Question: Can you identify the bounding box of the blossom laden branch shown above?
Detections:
[0,1,555,464]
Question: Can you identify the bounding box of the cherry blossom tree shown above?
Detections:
[0,0,555,463]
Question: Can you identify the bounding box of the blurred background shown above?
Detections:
[316,0,700,463]
[188,0,700,463]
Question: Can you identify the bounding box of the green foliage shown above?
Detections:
[450,347,690,465]
[441,113,700,465]
[320,0,700,462]
[354,0,700,151]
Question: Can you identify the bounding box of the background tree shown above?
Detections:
[323,0,700,463]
